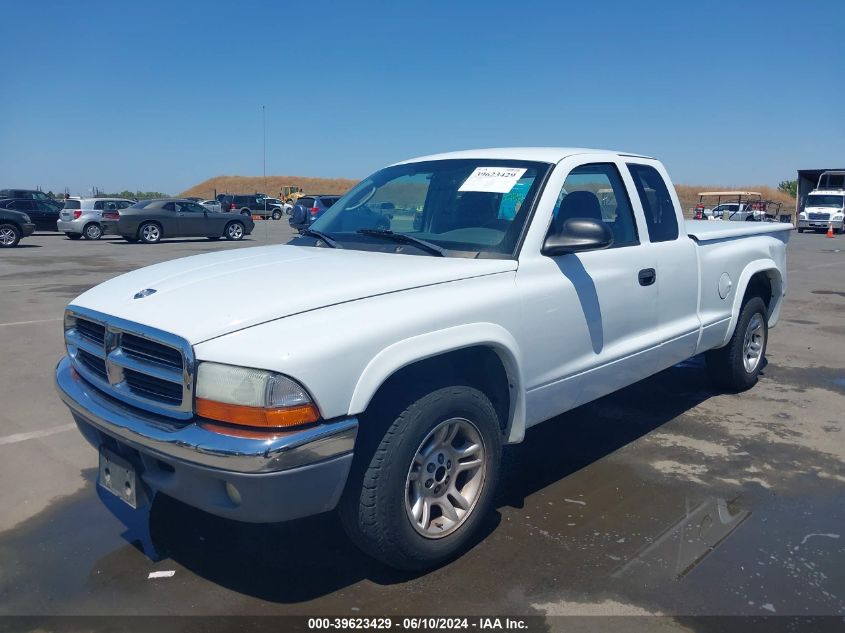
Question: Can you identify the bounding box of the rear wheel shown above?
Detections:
[66,233,82,240]
[340,386,502,570]
[272,210,282,220]
[240,209,251,216]
[0,223,21,248]
[83,223,103,240]
[706,296,768,392]
[224,221,244,241]
[138,222,162,244]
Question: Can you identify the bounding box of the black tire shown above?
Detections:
[797,228,804,233]
[706,296,768,392]
[138,222,162,244]
[0,223,21,248]
[224,221,245,241]
[339,386,502,570]
[272,210,282,220]
[240,209,251,216]
[66,233,83,240]
[83,223,103,240]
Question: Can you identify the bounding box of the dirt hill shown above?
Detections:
[181,175,359,200]
[181,175,796,218]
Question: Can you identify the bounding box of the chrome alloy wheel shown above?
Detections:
[141,224,160,242]
[0,226,16,246]
[742,313,765,373]
[227,223,244,239]
[405,417,486,538]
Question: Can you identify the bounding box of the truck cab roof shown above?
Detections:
[394,147,655,165]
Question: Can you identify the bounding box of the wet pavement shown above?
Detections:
[0,227,843,626]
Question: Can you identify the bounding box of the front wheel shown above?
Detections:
[224,221,244,241]
[0,223,21,248]
[340,386,502,570]
[706,296,768,392]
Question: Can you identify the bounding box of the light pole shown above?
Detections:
[262,105,267,218]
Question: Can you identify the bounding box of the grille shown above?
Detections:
[78,349,107,380]
[808,212,830,221]
[121,333,183,370]
[124,368,183,405]
[65,309,194,419]
[76,318,105,346]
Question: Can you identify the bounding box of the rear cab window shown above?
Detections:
[63,200,81,210]
[626,163,679,242]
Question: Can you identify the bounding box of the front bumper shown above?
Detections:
[798,218,843,230]
[21,222,36,237]
[55,356,357,522]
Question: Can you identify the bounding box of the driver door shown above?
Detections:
[176,202,209,236]
[520,161,662,420]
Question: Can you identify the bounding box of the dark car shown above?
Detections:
[107,199,255,244]
[216,194,280,219]
[0,198,63,231]
[0,208,36,248]
[0,189,57,202]
[289,195,341,231]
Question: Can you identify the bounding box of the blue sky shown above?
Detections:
[1,0,843,194]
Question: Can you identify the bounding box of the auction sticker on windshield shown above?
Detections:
[459,167,528,193]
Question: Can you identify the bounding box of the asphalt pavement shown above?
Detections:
[0,224,842,628]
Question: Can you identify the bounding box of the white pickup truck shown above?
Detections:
[55,148,791,570]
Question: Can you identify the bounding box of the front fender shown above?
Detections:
[348,323,527,443]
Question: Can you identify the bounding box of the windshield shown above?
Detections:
[308,159,550,257]
[806,194,844,209]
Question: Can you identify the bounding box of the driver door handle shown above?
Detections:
[638,268,656,286]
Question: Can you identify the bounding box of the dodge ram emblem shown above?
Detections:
[133,288,157,299]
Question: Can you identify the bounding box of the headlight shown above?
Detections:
[798,213,807,219]
[195,362,319,429]
[833,214,844,221]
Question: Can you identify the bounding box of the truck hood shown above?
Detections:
[70,245,516,344]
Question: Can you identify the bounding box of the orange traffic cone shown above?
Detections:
[827,222,835,238]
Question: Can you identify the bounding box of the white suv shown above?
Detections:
[57,198,135,240]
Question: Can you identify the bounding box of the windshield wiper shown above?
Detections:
[300,228,343,249]
[356,229,446,257]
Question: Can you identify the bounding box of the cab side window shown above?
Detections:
[626,164,679,242]
[551,163,638,248]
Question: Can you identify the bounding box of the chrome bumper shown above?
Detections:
[798,219,843,229]
[55,356,357,474]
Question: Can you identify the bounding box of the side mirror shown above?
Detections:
[542,218,613,256]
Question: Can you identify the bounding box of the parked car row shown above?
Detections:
[0,188,266,246]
